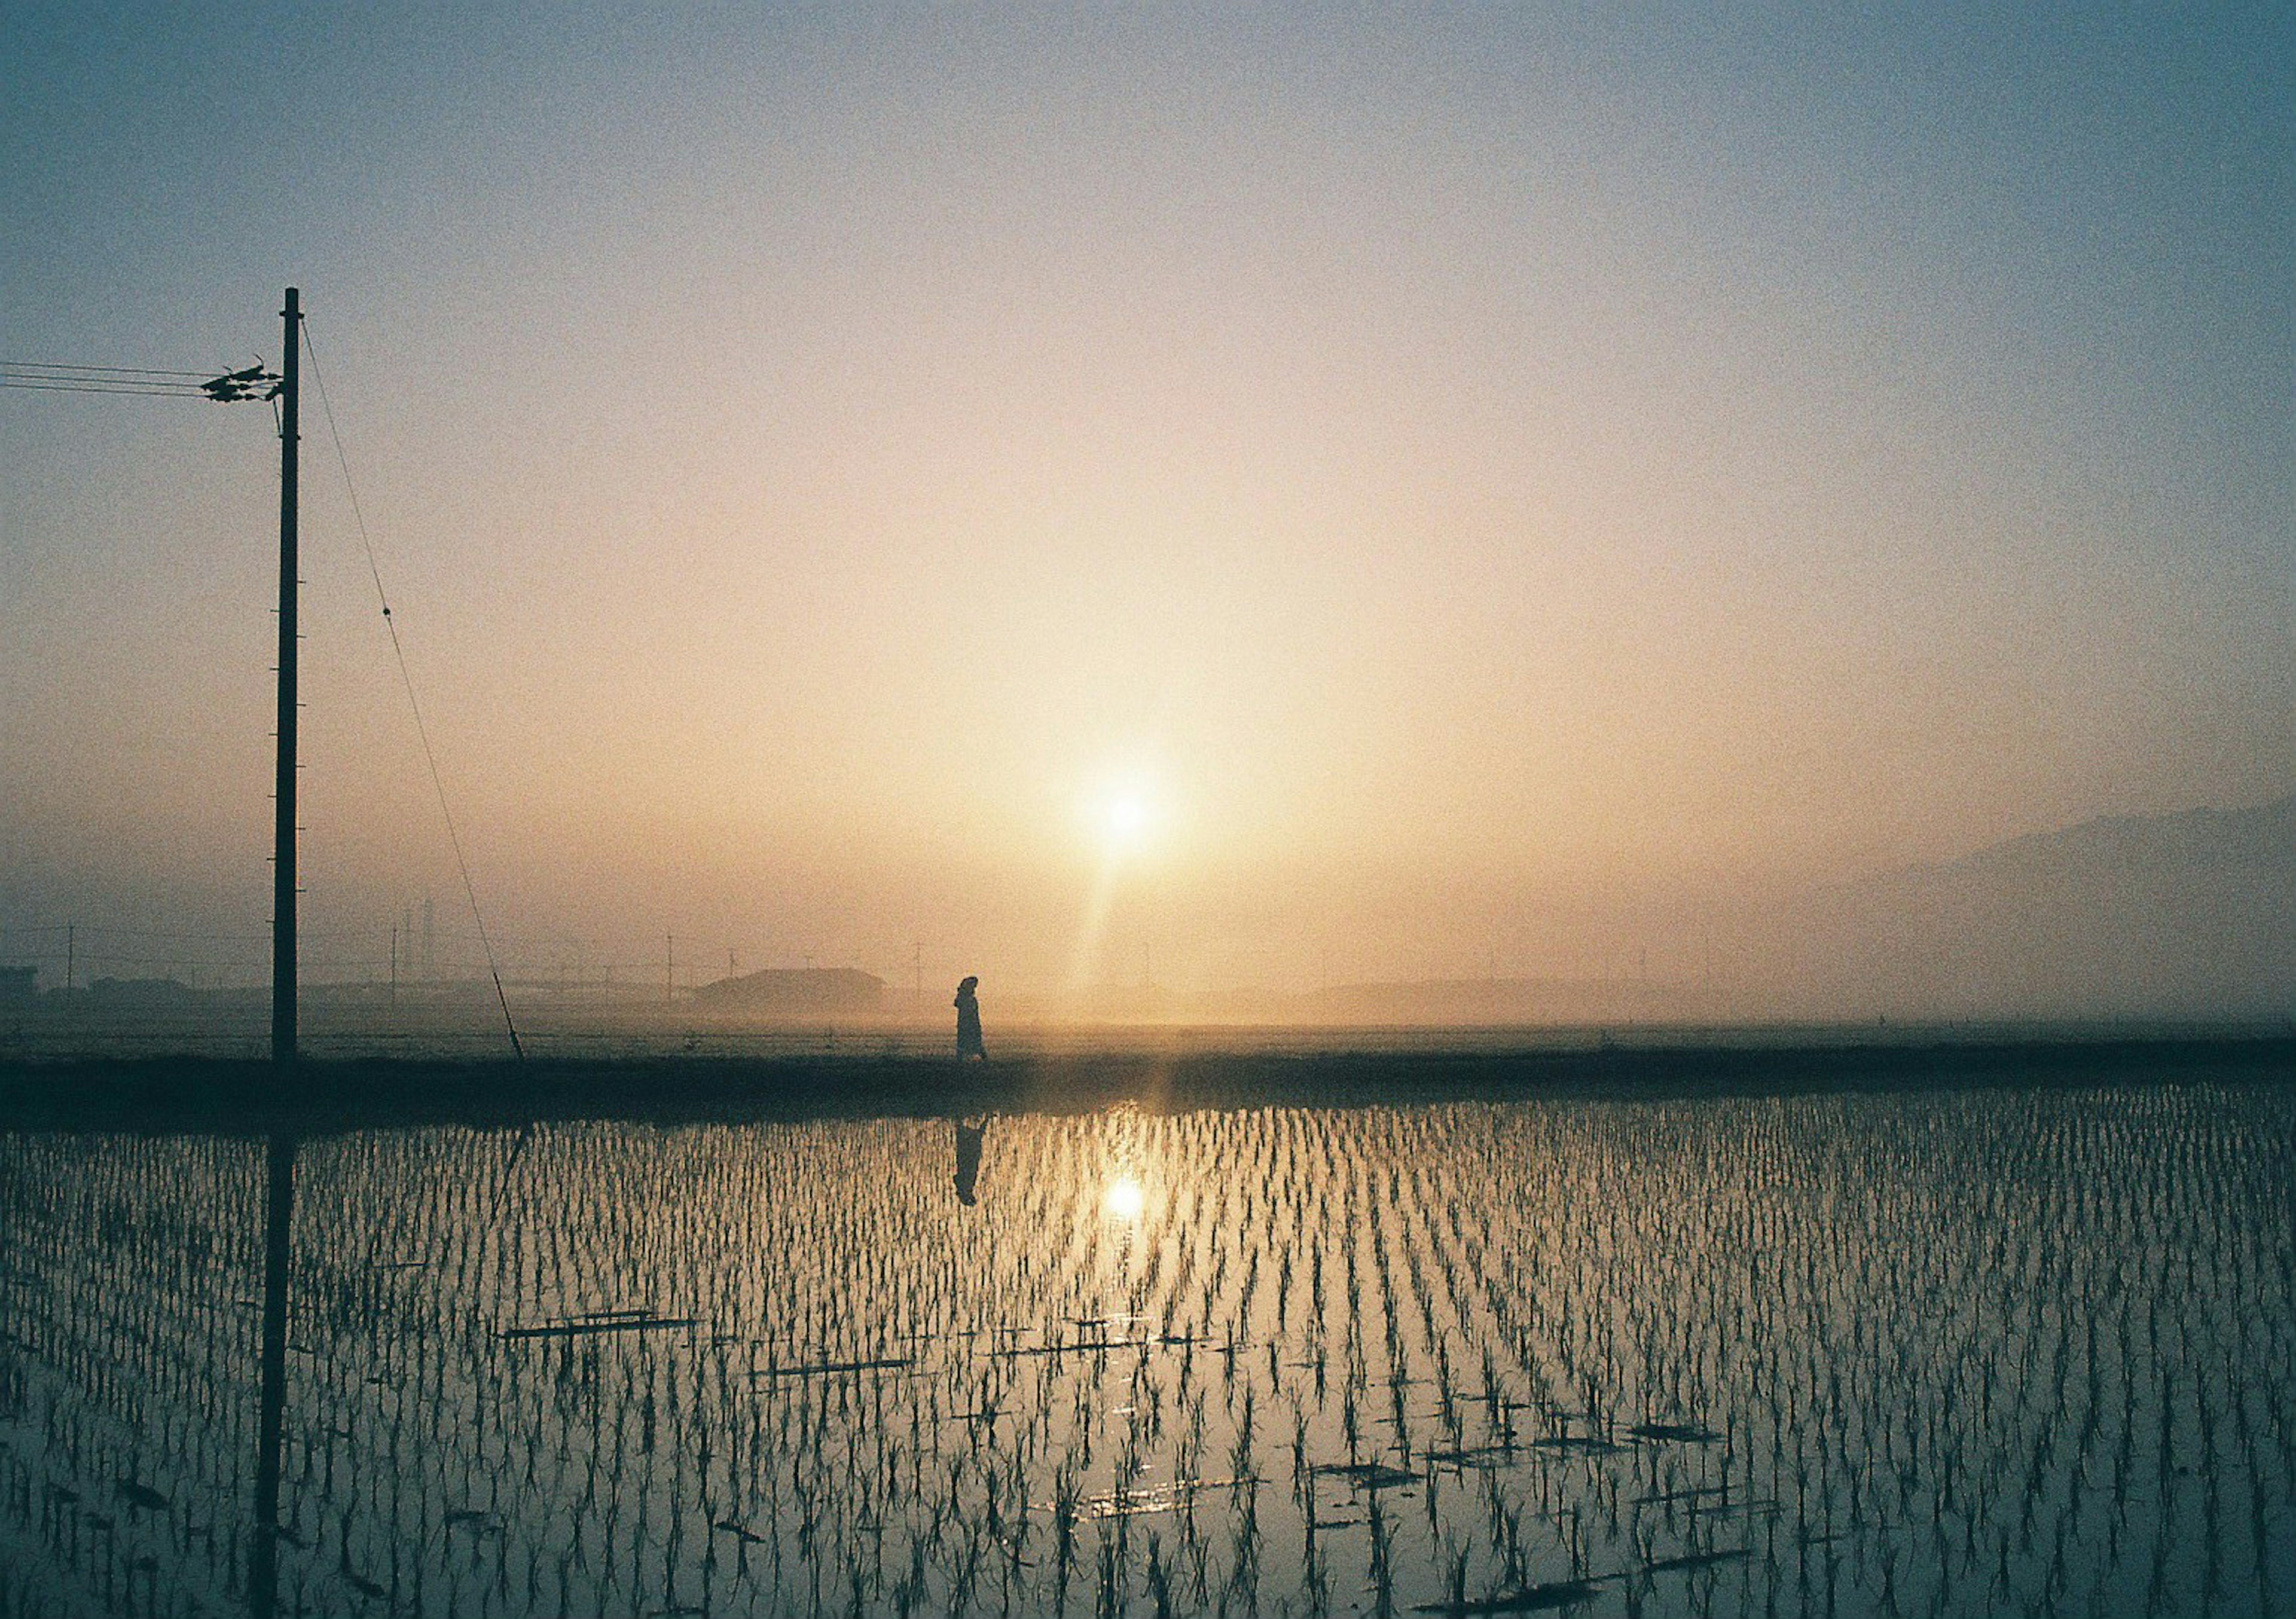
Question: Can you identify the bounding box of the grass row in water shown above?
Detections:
[1,1082,2290,1617]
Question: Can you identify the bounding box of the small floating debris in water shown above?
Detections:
[1529,1434,1621,1455]
[1315,1461,1417,1490]
[501,1315,697,1340]
[1642,1547,1751,1574]
[1411,1578,1605,1614]
[1629,1422,1721,1443]
[115,1480,168,1513]
[1423,1445,1517,1470]
[713,1519,770,1544]
[751,1355,912,1379]
[991,1337,1147,1360]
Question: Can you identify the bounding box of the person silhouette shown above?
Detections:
[952,1114,988,1205]
[954,975,985,1061]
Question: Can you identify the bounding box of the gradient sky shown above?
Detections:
[4,4,2290,995]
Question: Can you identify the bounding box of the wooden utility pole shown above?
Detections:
[271,287,300,1068]
[254,291,301,1618]
[254,290,303,1619]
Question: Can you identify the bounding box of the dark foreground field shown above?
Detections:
[1,1030,2286,1131]
[5,1041,2291,1618]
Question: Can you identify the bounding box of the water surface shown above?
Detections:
[3,1079,2289,1617]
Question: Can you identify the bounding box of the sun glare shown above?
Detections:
[1085,778,1158,857]
[1103,1175,1145,1221]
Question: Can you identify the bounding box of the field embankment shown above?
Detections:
[0,1031,2285,1132]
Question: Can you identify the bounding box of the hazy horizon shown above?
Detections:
[6,6,2291,1010]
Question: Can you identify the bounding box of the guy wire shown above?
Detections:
[301,318,526,1061]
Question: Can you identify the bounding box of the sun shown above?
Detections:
[1107,795,1149,841]
[1087,783,1156,856]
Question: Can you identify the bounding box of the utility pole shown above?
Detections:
[255,290,301,1619]
[271,286,300,1069]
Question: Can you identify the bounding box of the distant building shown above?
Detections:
[0,965,35,1001]
[691,967,885,1016]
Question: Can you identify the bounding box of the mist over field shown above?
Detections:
[5,7,2290,1022]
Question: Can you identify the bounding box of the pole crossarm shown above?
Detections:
[204,362,283,402]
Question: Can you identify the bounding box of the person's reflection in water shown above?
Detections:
[954,975,986,1061]
[952,1115,988,1205]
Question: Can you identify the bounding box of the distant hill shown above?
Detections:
[1768,795,2295,1020]
[691,967,885,1016]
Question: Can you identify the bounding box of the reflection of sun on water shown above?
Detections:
[1103,1175,1144,1221]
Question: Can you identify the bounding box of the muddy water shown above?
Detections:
[3,1081,2290,1617]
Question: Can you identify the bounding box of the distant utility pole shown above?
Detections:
[271,287,300,1069]
[65,922,75,992]
[665,934,675,1004]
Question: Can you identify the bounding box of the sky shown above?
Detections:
[3,4,2290,1000]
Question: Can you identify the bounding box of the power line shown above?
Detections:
[4,359,278,403]
[1,360,216,377]
[0,927,375,946]
[0,378,210,398]
[301,316,524,1061]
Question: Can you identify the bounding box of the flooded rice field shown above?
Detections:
[2,1080,2290,1617]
